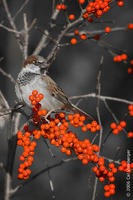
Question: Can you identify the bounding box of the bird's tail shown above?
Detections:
[67,103,94,121]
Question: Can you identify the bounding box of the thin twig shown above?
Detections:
[0,67,16,84]
[2,0,23,52]
[92,57,103,200]
[12,157,78,194]
[13,0,29,20]
[69,93,133,105]
[47,163,56,199]
[23,13,29,59]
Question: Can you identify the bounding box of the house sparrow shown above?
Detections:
[15,55,93,120]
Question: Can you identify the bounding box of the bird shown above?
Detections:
[15,55,93,120]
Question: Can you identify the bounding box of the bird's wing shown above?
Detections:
[42,75,69,105]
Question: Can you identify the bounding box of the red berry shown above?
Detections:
[71,38,77,45]
[69,14,75,20]
[118,1,124,7]
[105,27,111,33]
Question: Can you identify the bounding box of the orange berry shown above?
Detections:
[110,122,117,129]
[69,14,75,20]
[105,27,111,33]
[129,110,133,116]
[23,151,29,158]
[120,121,126,128]
[112,168,117,173]
[60,112,65,118]
[78,154,84,160]
[86,123,91,129]
[104,185,110,191]
[74,29,79,35]
[113,128,119,134]
[66,149,72,155]
[90,127,96,133]
[18,168,24,173]
[96,125,101,130]
[56,4,62,10]
[26,169,31,175]
[41,109,47,115]
[32,90,38,96]
[117,125,122,131]
[35,97,41,102]
[38,93,44,99]
[18,174,24,179]
[82,126,87,132]
[31,100,37,105]
[128,23,133,29]
[92,121,97,127]
[17,140,23,146]
[110,189,115,195]
[128,105,133,110]
[118,1,124,6]
[19,155,25,161]
[104,192,110,197]
[80,115,86,121]
[71,38,77,45]
[80,34,87,40]
[109,176,115,182]
[118,166,124,171]
[61,147,66,153]
[82,158,88,165]
[128,132,133,138]
[121,54,127,61]
[99,177,105,182]
[109,163,115,169]
[30,141,37,147]
[79,0,85,4]
[28,156,34,162]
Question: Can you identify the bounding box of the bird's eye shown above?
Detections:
[34,61,42,66]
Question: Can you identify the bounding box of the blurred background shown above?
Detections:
[0,0,133,199]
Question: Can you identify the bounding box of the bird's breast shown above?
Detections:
[16,76,64,111]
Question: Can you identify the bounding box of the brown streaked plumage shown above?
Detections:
[23,56,38,67]
[42,76,69,105]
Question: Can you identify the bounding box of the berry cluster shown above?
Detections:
[128,105,133,116]
[17,127,37,180]
[16,90,133,198]
[93,159,116,183]
[29,90,44,106]
[104,184,116,197]
[113,54,127,62]
[110,121,126,135]
[56,4,67,10]
[84,0,112,18]
[118,161,133,173]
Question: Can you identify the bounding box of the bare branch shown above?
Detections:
[69,93,133,105]
[13,157,78,194]
[33,1,64,55]
[0,67,16,84]
[23,13,29,59]
[66,26,127,37]
[92,57,103,200]
[2,0,23,52]
[0,23,21,33]
[0,90,9,128]
[47,164,56,199]
[13,0,29,20]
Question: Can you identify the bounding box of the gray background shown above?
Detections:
[0,0,133,200]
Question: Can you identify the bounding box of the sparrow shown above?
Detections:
[15,55,93,120]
